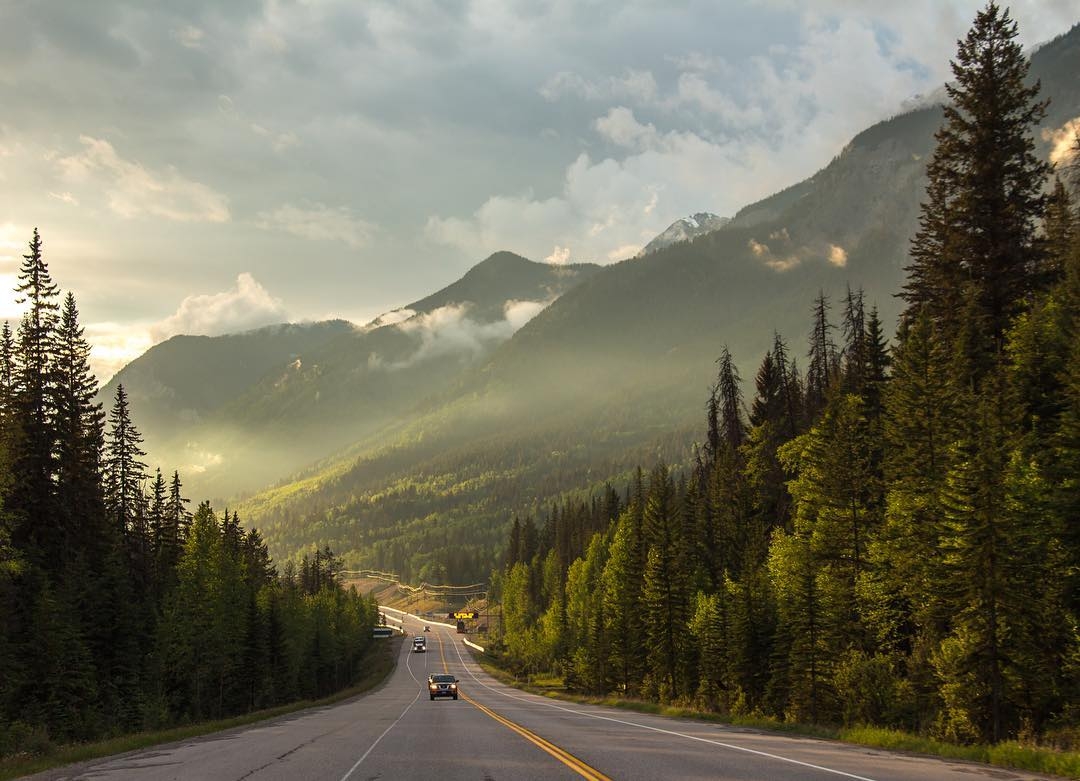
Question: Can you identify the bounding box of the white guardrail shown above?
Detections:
[379,605,485,652]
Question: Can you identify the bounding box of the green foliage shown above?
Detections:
[0,234,376,758]
[489,10,1079,748]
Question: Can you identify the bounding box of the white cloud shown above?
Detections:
[749,238,800,272]
[540,69,658,104]
[828,244,848,267]
[749,235,849,272]
[594,107,660,151]
[504,299,546,330]
[256,203,375,248]
[1044,117,1080,167]
[384,299,548,370]
[55,136,230,223]
[545,246,571,265]
[428,8,959,267]
[150,273,287,342]
[669,72,767,130]
[426,116,741,263]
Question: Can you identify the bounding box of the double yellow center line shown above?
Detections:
[462,692,612,781]
[434,628,611,781]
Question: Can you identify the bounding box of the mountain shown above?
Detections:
[104,252,599,499]
[99,319,353,443]
[232,21,1080,581]
[238,101,941,577]
[637,212,731,256]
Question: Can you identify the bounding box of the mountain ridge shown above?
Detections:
[102,252,601,498]
[234,20,1080,577]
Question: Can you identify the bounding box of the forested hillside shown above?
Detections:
[240,20,1080,582]
[493,5,1080,746]
[0,239,377,755]
[103,252,599,499]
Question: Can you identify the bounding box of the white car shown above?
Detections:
[412,636,426,653]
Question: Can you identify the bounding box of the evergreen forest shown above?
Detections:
[493,5,1080,745]
[0,232,378,756]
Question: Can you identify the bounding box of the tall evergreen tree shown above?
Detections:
[0,321,14,418]
[641,464,691,700]
[806,292,838,416]
[53,293,106,569]
[772,332,801,438]
[103,384,147,537]
[601,484,647,694]
[714,346,745,454]
[167,470,192,543]
[902,1,1049,364]
[841,286,868,393]
[11,229,61,560]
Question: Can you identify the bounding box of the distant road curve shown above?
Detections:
[24,617,1063,780]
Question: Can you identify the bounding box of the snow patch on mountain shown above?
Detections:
[637,212,730,257]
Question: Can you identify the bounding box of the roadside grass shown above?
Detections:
[475,658,1080,780]
[0,638,399,781]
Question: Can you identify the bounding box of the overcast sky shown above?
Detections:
[0,0,1076,380]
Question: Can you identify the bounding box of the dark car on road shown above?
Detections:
[412,636,426,653]
[428,673,458,700]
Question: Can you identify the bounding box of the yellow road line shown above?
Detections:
[462,692,612,781]
[435,629,610,781]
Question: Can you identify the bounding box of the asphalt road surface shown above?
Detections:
[25,615,1063,780]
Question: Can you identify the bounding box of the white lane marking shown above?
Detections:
[449,639,880,781]
[340,640,421,781]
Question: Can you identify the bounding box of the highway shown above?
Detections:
[25,614,1063,780]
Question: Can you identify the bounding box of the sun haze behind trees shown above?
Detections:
[493,2,1080,746]
[0,231,378,756]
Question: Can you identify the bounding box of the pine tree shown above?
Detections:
[902,1,1049,362]
[768,529,830,723]
[935,369,1020,742]
[53,293,106,570]
[601,504,646,694]
[167,470,192,543]
[689,590,729,708]
[863,307,890,422]
[715,346,745,453]
[565,533,608,693]
[777,394,879,720]
[806,292,838,416]
[745,348,796,533]
[841,286,868,393]
[103,384,147,536]
[505,516,522,568]
[641,464,691,700]
[0,321,14,418]
[772,332,801,438]
[11,228,61,562]
[159,502,223,718]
